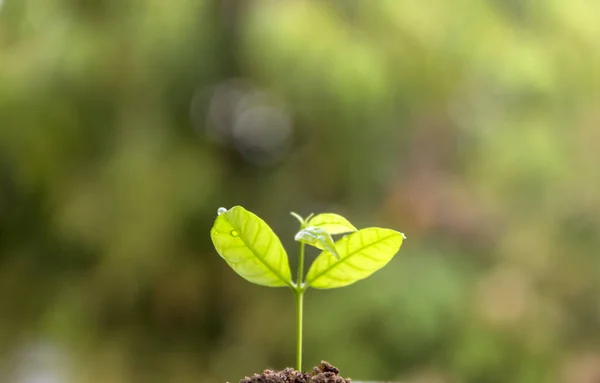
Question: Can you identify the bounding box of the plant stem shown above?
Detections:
[297,240,306,292]
[294,287,304,372]
[295,241,306,372]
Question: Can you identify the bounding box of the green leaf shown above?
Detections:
[305,228,404,289]
[295,226,339,259]
[210,206,293,288]
[306,213,357,235]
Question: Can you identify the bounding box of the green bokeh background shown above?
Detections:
[1,1,599,382]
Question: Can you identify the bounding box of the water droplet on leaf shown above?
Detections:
[217,207,228,215]
[230,230,239,237]
[212,229,220,235]
[342,236,349,241]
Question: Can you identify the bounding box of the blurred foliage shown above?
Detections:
[1,0,600,382]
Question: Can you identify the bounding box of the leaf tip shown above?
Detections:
[293,230,304,242]
[290,211,304,225]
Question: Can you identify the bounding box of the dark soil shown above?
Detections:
[233,361,352,383]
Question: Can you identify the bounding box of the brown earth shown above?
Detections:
[233,361,352,383]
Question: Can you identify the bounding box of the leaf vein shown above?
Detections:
[306,231,399,285]
[224,213,291,288]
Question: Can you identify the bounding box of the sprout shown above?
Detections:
[210,206,405,371]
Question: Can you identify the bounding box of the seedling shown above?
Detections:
[210,206,405,372]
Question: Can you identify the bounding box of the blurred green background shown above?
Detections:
[1,0,600,382]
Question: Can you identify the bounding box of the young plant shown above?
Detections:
[210,206,405,372]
